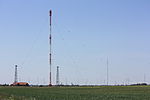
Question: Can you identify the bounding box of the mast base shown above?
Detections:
[49,84,52,86]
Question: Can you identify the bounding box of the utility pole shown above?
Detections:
[49,10,52,86]
[56,66,59,85]
[14,65,18,83]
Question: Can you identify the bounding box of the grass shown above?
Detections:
[0,86,150,100]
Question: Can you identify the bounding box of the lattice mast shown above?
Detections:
[49,10,52,86]
[14,65,18,83]
[107,58,109,85]
[56,66,59,85]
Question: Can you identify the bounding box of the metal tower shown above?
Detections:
[14,65,18,83]
[107,58,109,85]
[49,10,52,86]
[56,66,59,85]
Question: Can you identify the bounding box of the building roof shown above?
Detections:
[12,82,29,86]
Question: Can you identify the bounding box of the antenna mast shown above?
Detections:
[107,58,109,85]
[49,10,52,86]
[14,65,18,83]
[56,66,59,85]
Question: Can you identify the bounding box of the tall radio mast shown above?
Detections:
[56,66,59,85]
[14,65,18,83]
[107,58,109,86]
[49,10,52,86]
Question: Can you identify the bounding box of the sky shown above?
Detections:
[0,0,150,85]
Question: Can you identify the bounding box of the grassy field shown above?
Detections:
[0,86,150,100]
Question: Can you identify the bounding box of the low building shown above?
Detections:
[11,82,29,86]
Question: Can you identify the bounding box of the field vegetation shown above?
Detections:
[0,86,150,100]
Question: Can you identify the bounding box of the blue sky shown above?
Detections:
[0,0,150,85]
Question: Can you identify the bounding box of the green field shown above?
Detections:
[0,86,150,100]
